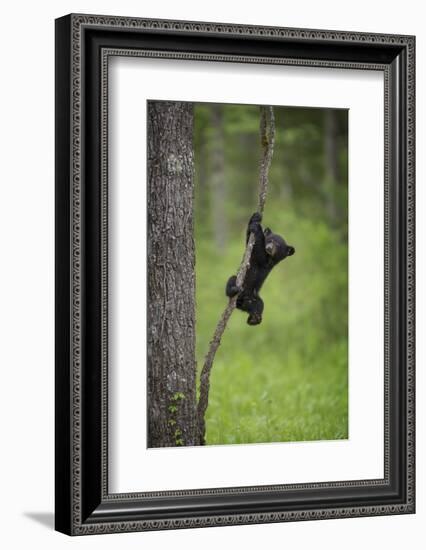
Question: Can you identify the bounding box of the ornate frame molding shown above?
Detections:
[55,14,415,535]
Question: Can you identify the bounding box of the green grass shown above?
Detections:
[195,207,348,446]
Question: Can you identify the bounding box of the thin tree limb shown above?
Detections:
[196,106,275,445]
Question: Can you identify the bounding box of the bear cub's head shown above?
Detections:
[264,227,295,263]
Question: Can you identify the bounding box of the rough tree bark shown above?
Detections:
[196,106,275,445]
[147,101,197,448]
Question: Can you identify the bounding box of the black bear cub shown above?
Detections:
[226,212,295,325]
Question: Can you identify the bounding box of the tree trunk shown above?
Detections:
[210,104,227,251]
[147,101,197,448]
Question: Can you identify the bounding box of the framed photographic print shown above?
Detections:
[55,14,415,535]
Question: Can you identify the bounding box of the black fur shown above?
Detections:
[226,212,295,325]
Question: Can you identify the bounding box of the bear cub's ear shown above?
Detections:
[287,246,295,257]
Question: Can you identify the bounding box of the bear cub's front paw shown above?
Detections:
[248,212,262,233]
[249,212,262,224]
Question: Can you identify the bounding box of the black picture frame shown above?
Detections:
[55,13,415,535]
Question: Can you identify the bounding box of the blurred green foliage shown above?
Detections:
[194,103,348,445]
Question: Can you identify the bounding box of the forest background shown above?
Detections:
[193,103,349,445]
